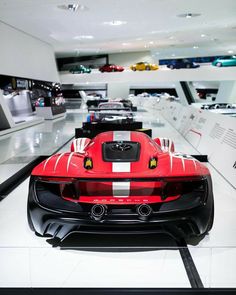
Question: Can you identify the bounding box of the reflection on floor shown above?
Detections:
[0,111,87,184]
[0,108,235,287]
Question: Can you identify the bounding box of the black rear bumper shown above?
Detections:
[27,176,214,241]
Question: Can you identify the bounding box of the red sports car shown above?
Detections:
[99,64,124,72]
[28,131,214,241]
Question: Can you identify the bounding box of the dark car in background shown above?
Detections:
[167,59,200,69]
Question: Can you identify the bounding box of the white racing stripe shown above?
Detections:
[112,131,131,198]
[181,156,186,171]
[43,155,54,171]
[192,159,197,171]
[67,152,75,173]
[169,153,173,172]
[112,162,130,172]
[113,131,131,141]
[73,138,88,153]
[54,153,65,172]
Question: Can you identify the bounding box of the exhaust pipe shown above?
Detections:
[91,204,107,221]
[136,204,152,221]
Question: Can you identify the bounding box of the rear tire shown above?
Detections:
[146,66,151,70]
[170,65,174,69]
[206,201,214,233]
[27,204,35,232]
[216,62,222,67]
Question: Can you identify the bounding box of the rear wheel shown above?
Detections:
[170,64,174,69]
[216,62,222,67]
[146,66,151,70]
[27,209,34,231]
[206,201,214,233]
[132,67,136,71]
[186,64,191,68]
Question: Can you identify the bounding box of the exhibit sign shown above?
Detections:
[158,100,236,188]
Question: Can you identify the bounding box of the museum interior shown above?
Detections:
[0,0,236,294]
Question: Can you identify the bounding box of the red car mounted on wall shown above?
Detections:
[99,64,124,72]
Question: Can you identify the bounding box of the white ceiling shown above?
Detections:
[0,0,236,59]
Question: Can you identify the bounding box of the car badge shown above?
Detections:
[149,157,158,169]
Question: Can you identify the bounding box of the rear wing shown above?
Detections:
[75,122,152,139]
[88,107,132,112]
[191,155,208,162]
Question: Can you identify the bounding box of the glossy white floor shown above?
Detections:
[0,108,235,288]
[0,111,87,184]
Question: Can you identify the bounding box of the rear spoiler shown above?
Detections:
[88,107,132,112]
[75,123,152,139]
[191,155,208,162]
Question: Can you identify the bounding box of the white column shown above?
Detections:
[107,82,130,99]
[216,81,236,103]
[0,90,15,128]
[174,82,188,106]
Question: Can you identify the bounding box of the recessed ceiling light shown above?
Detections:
[169,36,174,40]
[228,50,234,54]
[171,53,175,57]
[103,20,127,26]
[136,37,143,41]
[201,34,206,37]
[149,41,154,44]
[73,35,94,40]
[193,45,199,49]
[150,30,159,34]
[177,13,201,18]
[122,42,130,46]
[58,4,88,12]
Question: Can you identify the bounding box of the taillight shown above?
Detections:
[37,177,78,200]
[162,182,183,200]
[161,179,207,201]
[60,183,77,200]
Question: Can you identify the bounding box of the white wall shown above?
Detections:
[109,51,153,67]
[107,82,130,98]
[0,22,59,82]
[216,81,236,103]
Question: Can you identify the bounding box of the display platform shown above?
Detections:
[0,90,44,136]
[36,105,66,120]
[60,65,236,84]
[0,108,235,288]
